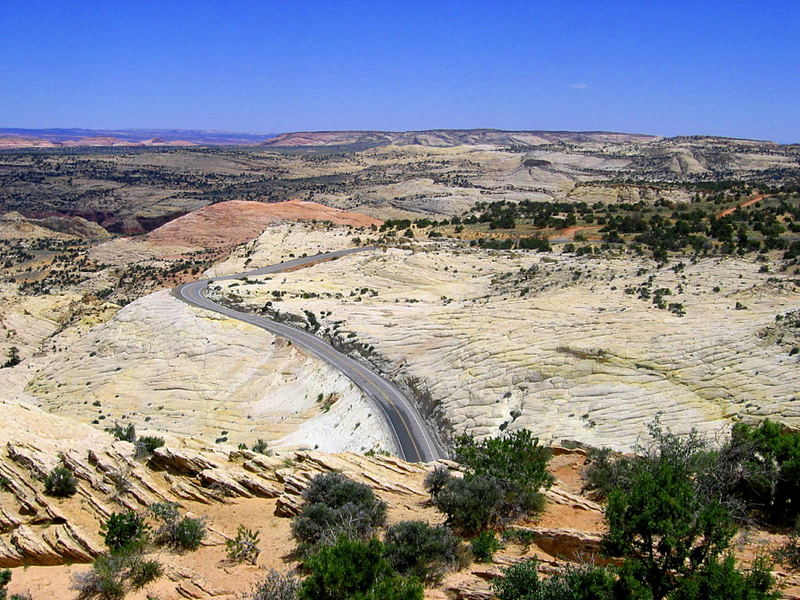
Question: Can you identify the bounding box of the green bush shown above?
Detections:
[226,525,261,565]
[726,419,800,525]
[149,501,205,552]
[100,512,149,552]
[108,423,136,443]
[134,436,164,458]
[252,439,271,455]
[72,553,128,600]
[439,430,553,532]
[602,436,735,598]
[355,574,424,600]
[72,550,163,600]
[670,554,779,600]
[172,516,206,551]
[1,347,20,369]
[299,537,421,600]
[599,419,779,600]
[384,520,463,583]
[433,475,501,534]
[303,472,378,509]
[470,530,502,563]
[491,558,539,600]
[291,473,387,551]
[423,465,451,499]
[127,557,163,591]
[44,464,78,497]
[492,559,617,600]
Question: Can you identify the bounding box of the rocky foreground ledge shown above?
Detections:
[1,398,797,599]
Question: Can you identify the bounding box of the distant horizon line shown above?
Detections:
[0,126,793,146]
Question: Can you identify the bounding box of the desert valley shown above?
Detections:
[0,126,798,599]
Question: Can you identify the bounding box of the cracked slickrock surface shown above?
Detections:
[209,229,800,451]
[13,289,396,455]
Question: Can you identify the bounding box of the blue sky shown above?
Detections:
[1,1,798,141]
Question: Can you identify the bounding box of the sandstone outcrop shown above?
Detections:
[21,289,397,455]
[208,229,800,451]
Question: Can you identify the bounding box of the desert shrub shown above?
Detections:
[582,447,636,500]
[149,501,180,524]
[491,558,539,600]
[602,443,735,598]
[0,570,9,600]
[303,472,376,509]
[423,465,451,499]
[492,559,617,600]
[108,470,132,497]
[774,517,800,569]
[355,574,424,600]
[585,418,773,523]
[291,473,387,551]
[127,557,163,591]
[449,430,553,526]
[670,554,779,600]
[726,419,800,525]
[252,439,271,455]
[226,525,261,565]
[502,528,537,551]
[384,520,463,583]
[72,553,128,600]
[134,436,164,458]
[299,537,421,600]
[601,419,779,600]
[470,530,502,563]
[251,569,301,600]
[434,429,553,533]
[172,516,206,551]
[44,464,78,497]
[433,475,501,534]
[73,550,163,600]
[149,501,205,551]
[100,512,149,552]
[108,423,136,443]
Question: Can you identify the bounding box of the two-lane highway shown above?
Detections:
[173,247,443,463]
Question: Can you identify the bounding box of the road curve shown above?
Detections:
[173,247,443,463]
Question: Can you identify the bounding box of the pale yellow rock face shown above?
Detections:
[209,228,800,451]
[19,290,397,455]
[204,221,364,278]
[0,290,119,398]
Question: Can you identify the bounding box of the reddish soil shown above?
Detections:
[548,225,602,242]
[145,199,382,249]
[717,194,767,218]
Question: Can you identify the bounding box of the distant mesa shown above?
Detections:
[259,128,660,148]
[1,127,784,150]
[0,128,275,149]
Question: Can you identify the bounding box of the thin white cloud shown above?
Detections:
[569,83,588,89]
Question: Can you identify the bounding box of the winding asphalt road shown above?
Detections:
[173,247,443,463]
